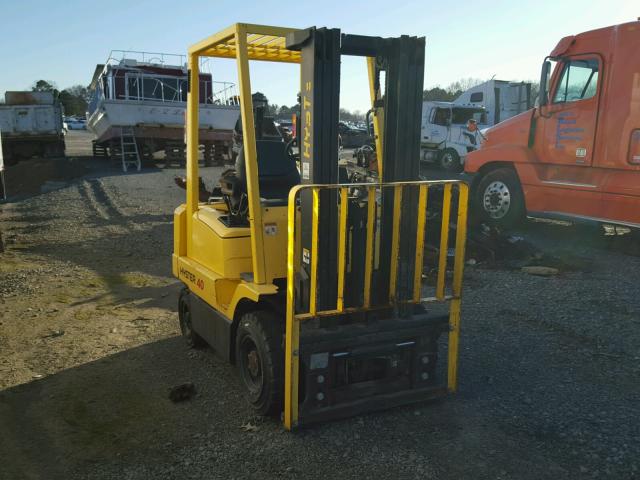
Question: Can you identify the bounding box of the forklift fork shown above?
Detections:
[284,181,469,429]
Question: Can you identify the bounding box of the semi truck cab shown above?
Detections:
[465,21,640,228]
[421,101,486,172]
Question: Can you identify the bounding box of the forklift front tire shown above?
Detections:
[235,310,284,416]
[178,288,205,349]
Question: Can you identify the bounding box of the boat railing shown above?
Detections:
[107,50,187,69]
[97,51,239,106]
[208,82,239,105]
[116,72,238,106]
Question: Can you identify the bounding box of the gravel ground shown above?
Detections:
[1,134,639,479]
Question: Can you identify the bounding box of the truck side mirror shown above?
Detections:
[539,59,551,107]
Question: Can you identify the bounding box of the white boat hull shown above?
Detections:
[88,99,239,145]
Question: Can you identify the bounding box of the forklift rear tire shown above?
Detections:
[235,310,284,416]
[475,167,525,228]
[178,288,205,348]
[439,148,462,172]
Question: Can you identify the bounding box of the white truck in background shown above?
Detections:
[0,91,65,165]
[420,101,487,172]
[454,79,532,126]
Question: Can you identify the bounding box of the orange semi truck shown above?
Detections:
[465,21,640,229]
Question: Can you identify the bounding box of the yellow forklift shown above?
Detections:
[173,23,469,430]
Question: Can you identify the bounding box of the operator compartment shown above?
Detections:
[189,136,299,281]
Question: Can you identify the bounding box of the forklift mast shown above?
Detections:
[288,28,426,314]
[287,28,341,312]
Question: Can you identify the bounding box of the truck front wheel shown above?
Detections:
[476,167,525,227]
[439,148,462,172]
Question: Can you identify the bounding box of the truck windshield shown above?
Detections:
[451,108,486,125]
[432,108,451,126]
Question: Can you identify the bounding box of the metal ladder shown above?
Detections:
[119,127,141,173]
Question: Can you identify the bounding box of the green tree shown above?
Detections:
[32,80,58,94]
[339,108,365,123]
[423,78,485,102]
[65,84,90,102]
[446,77,484,95]
[278,105,289,115]
[277,104,300,119]
[58,85,90,117]
[423,86,455,101]
[267,103,279,116]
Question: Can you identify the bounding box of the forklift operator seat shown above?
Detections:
[223,139,300,206]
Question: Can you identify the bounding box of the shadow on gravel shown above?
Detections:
[22,210,173,277]
[468,218,640,274]
[517,218,640,257]
[0,335,508,480]
[1,155,173,203]
[0,336,206,480]
[2,329,637,480]
[2,157,89,201]
[68,279,181,312]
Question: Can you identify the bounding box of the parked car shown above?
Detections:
[338,121,372,148]
[63,117,86,131]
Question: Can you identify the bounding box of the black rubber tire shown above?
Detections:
[4,148,17,166]
[140,144,155,167]
[178,288,205,348]
[475,167,525,228]
[438,148,463,172]
[235,310,284,416]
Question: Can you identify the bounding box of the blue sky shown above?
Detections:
[0,0,637,111]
